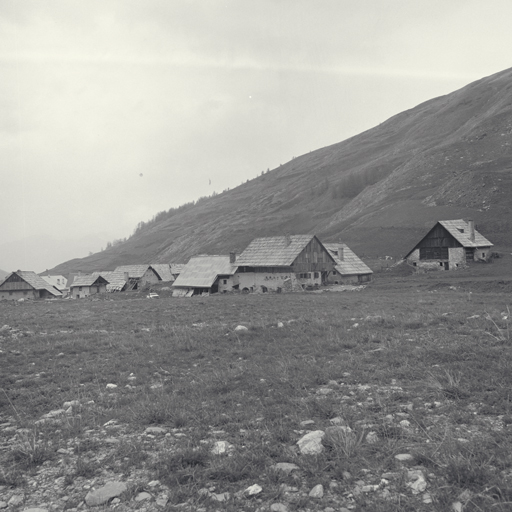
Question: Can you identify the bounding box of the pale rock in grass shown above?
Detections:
[145,426,167,435]
[84,481,127,506]
[234,325,249,332]
[395,453,414,462]
[211,440,234,455]
[0,502,6,509]
[155,494,169,507]
[308,484,324,498]
[299,419,315,427]
[422,492,433,504]
[407,470,427,494]
[211,492,230,502]
[366,431,378,444]
[20,509,48,512]
[106,383,118,389]
[297,430,325,454]
[277,322,284,328]
[272,463,300,475]
[8,495,23,506]
[244,484,262,497]
[135,492,152,502]
[317,388,333,395]
[399,419,411,428]
[452,502,463,512]
[329,416,346,426]
[43,409,66,419]
[270,504,288,512]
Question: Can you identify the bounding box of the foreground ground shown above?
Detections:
[1,267,512,511]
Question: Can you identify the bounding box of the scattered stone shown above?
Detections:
[211,440,234,455]
[317,388,333,395]
[21,509,48,512]
[407,470,427,494]
[84,481,127,506]
[277,322,284,328]
[366,431,378,444]
[329,416,346,425]
[422,492,433,504]
[43,409,65,419]
[8,495,23,506]
[452,502,463,512]
[0,502,6,510]
[135,492,152,502]
[106,383,118,389]
[272,463,300,475]
[155,495,169,507]
[211,492,230,502]
[395,453,414,462]
[145,426,167,435]
[309,484,324,498]
[299,420,315,427]
[244,484,262,497]
[270,504,288,512]
[297,430,325,454]
[234,325,249,332]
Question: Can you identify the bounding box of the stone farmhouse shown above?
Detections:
[323,243,373,284]
[41,275,68,292]
[0,271,62,300]
[405,219,493,271]
[114,265,160,290]
[172,255,237,296]
[234,234,337,292]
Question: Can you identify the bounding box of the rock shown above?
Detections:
[277,322,284,328]
[317,388,333,395]
[452,502,463,512]
[0,502,6,510]
[297,430,325,454]
[407,470,427,494]
[272,463,300,475]
[395,453,414,462]
[145,426,167,435]
[8,495,23,506]
[244,484,262,497]
[84,481,127,506]
[211,492,230,502]
[43,409,65,419]
[106,383,118,389]
[270,504,288,512]
[366,431,378,444]
[329,417,346,425]
[422,492,433,504]
[309,484,324,498]
[299,420,315,427]
[21,509,48,512]
[234,325,249,332]
[135,492,152,502]
[211,440,233,455]
[399,419,411,427]
[155,494,169,507]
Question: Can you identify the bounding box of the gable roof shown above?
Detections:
[93,270,127,292]
[41,275,68,290]
[172,255,236,289]
[438,220,493,248]
[1,271,62,296]
[170,263,184,276]
[69,274,108,288]
[235,235,319,266]
[323,243,373,276]
[114,265,152,278]
[150,264,174,282]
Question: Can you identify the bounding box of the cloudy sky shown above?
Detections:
[2,0,512,272]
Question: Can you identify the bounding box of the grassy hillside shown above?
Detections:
[50,67,512,274]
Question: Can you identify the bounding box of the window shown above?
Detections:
[332,270,337,275]
[482,253,485,258]
[79,287,82,291]
[223,280,227,285]
[314,272,319,278]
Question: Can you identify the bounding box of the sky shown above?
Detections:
[1,0,512,272]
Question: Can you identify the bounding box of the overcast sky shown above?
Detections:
[2,0,512,272]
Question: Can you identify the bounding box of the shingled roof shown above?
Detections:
[323,243,373,276]
[115,265,151,278]
[93,270,127,292]
[438,220,493,248]
[172,255,236,289]
[151,264,174,282]
[235,235,317,267]
[69,274,108,288]
[2,271,62,297]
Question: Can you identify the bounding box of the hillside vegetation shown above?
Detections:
[50,68,512,274]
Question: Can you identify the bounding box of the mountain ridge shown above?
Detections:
[49,67,512,275]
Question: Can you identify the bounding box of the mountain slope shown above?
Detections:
[51,68,512,274]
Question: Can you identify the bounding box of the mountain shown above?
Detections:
[50,67,512,274]
[0,269,8,282]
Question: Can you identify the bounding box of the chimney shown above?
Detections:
[468,219,475,242]
[124,272,129,282]
[229,251,236,264]
[337,244,344,261]
[285,234,291,246]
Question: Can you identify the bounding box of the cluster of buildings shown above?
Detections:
[0,219,493,300]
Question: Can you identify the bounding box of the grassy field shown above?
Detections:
[1,268,512,511]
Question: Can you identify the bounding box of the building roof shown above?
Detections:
[438,220,493,248]
[93,270,127,292]
[114,265,152,279]
[1,271,62,296]
[235,235,317,267]
[172,255,236,289]
[69,274,107,288]
[150,264,175,282]
[41,275,68,290]
[323,243,373,276]
[170,263,184,276]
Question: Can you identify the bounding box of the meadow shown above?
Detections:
[1,272,512,511]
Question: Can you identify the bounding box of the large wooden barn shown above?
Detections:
[0,271,62,300]
[234,234,337,292]
[405,219,493,271]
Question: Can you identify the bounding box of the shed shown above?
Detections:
[114,265,160,290]
[69,274,109,298]
[0,271,62,300]
[323,243,373,284]
[172,255,237,296]
[405,219,493,271]
[234,234,336,292]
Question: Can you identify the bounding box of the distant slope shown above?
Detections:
[0,269,8,282]
[50,67,512,274]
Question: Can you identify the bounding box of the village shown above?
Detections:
[0,219,494,301]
